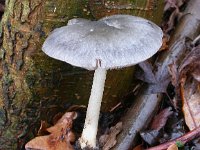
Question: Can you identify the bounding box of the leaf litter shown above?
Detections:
[25,112,77,150]
[140,40,200,149]
[134,0,200,149]
[179,45,200,130]
[140,107,174,145]
[99,122,122,150]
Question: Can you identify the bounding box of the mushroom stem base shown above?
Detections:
[79,68,107,149]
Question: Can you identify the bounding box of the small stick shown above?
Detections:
[109,102,121,112]
[146,126,200,150]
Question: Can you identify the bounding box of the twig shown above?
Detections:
[192,34,200,46]
[146,126,200,150]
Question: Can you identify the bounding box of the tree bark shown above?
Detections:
[0,0,93,149]
[0,0,163,149]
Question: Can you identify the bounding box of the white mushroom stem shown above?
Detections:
[79,67,107,149]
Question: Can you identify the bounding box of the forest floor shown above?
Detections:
[1,0,199,150]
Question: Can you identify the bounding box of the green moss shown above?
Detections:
[176,141,184,148]
[3,74,13,85]
[0,108,6,127]
[21,1,31,22]
[0,48,5,59]
[1,0,15,26]
[25,73,36,88]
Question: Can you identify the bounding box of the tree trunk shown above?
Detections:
[0,0,163,149]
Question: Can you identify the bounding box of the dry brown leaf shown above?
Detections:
[99,122,122,150]
[179,45,200,83]
[52,105,84,124]
[167,143,178,150]
[25,135,73,150]
[52,112,65,125]
[25,112,77,150]
[150,107,173,130]
[66,105,86,112]
[37,121,50,136]
[181,81,200,130]
[168,62,179,87]
[159,35,169,51]
[179,45,200,130]
[133,144,143,150]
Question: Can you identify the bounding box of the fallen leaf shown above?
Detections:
[180,81,200,130]
[25,135,73,150]
[179,45,200,82]
[136,61,169,94]
[52,112,65,125]
[167,143,178,150]
[136,39,188,95]
[140,130,160,145]
[193,138,200,149]
[137,61,156,84]
[99,122,122,150]
[168,62,179,88]
[25,112,77,150]
[140,107,173,146]
[179,45,200,130]
[150,107,173,130]
[159,35,169,51]
[66,105,86,112]
[133,144,143,150]
[37,121,50,136]
[52,105,85,124]
[168,63,181,110]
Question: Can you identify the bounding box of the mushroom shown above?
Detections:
[42,15,163,149]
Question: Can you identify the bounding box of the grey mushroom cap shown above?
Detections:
[42,15,163,70]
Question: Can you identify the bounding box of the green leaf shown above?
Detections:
[176,141,184,148]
